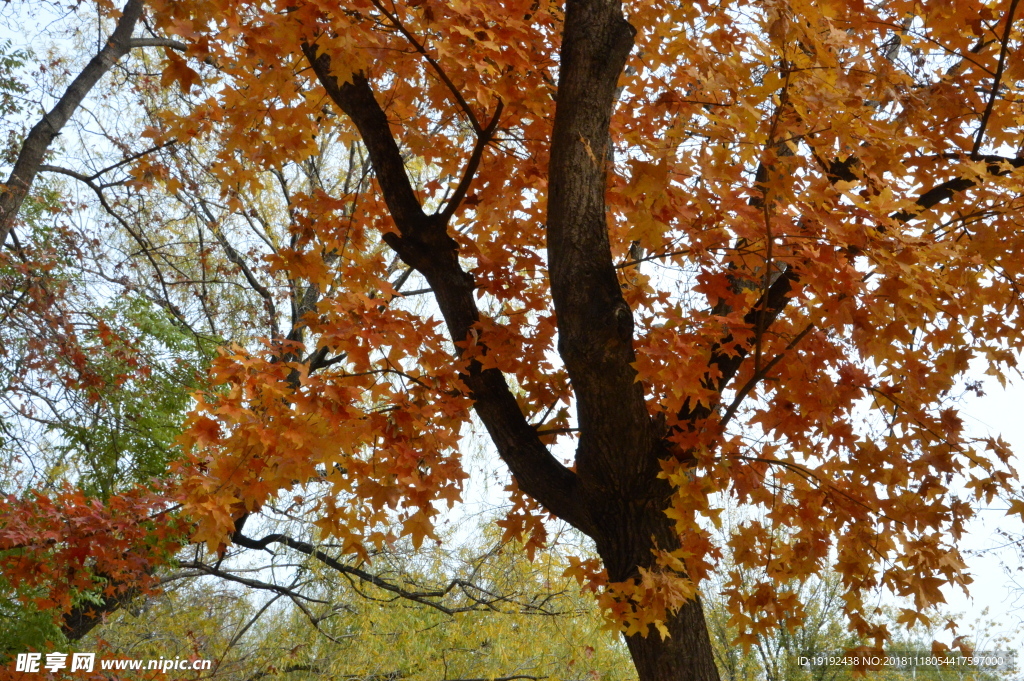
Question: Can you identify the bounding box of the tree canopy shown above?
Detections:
[3,0,1024,679]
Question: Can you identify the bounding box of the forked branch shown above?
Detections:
[300,42,591,533]
[0,0,145,245]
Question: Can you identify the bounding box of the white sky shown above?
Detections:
[939,373,1024,664]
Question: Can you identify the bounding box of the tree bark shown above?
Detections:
[304,0,726,678]
[624,598,723,681]
[0,0,144,246]
[544,2,724,679]
[591,495,723,681]
[61,584,140,641]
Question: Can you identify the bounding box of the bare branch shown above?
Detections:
[128,37,187,51]
[0,0,145,245]
[972,0,1021,158]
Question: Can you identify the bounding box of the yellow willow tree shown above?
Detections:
[143,0,1024,679]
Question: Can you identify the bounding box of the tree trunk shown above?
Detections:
[541,1,726,678]
[624,598,722,681]
[307,1,728,678]
[541,2,726,679]
[592,496,723,681]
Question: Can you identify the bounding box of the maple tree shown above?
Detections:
[128,0,1024,678]
[5,0,1024,677]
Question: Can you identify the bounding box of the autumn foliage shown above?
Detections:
[141,0,1024,676]
[0,485,183,618]
[4,0,1024,678]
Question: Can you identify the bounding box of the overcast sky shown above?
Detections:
[940,372,1024,659]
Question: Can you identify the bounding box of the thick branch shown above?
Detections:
[233,530,460,612]
[302,45,592,534]
[683,149,1024,429]
[177,560,327,603]
[128,37,186,51]
[0,0,144,245]
[547,0,652,499]
[302,49,426,229]
[61,584,140,641]
[899,154,1024,219]
[232,530,564,616]
[678,267,800,426]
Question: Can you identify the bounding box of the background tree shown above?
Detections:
[91,528,637,681]
[0,0,210,649]
[0,0,159,244]
[704,505,860,681]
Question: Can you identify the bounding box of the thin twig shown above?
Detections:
[972,0,1021,158]
[719,322,815,429]
[368,0,483,133]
